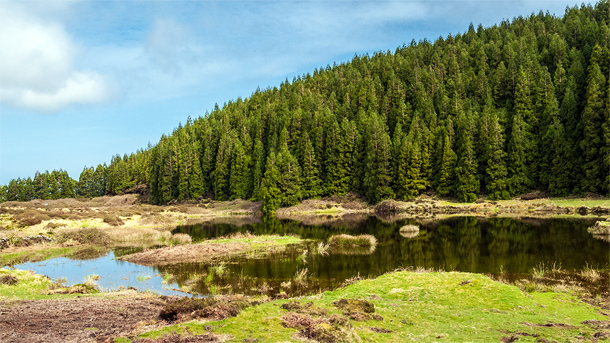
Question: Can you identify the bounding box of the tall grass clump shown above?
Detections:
[580,263,601,281]
[169,233,192,245]
[328,234,377,248]
[84,274,101,288]
[294,267,309,286]
[399,224,420,238]
[317,242,330,256]
[531,262,547,279]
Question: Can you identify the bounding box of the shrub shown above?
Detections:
[103,214,124,226]
[56,228,111,246]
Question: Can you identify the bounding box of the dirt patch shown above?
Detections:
[369,326,392,333]
[159,295,256,323]
[281,312,359,343]
[520,322,577,329]
[332,298,383,321]
[280,301,328,316]
[119,241,250,266]
[0,274,18,286]
[333,298,375,313]
[0,292,168,343]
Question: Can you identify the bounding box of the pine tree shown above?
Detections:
[277,144,302,207]
[364,113,394,203]
[580,45,607,193]
[300,134,321,198]
[454,113,479,202]
[260,151,282,213]
[435,131,457,197]
[214,132,232,201]
[187,139,205,199]
[250,140,265,200]
[32,171,49,200]
[229,139,251,200]
[485,113,510,200]
[324,118,346,195]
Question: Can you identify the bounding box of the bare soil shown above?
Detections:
[0,291,170,343]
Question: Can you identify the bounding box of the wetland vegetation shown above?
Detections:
[2,1,610,341]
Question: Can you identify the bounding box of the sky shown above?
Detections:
[0,0,591,185]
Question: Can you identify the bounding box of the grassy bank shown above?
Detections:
[119,233,303,266]
[123,270,608,343]
[0,268,100,301]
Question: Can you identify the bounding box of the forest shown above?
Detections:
[2,1,609,213]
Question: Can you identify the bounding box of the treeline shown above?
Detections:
[2,2,609,211]
[0,166,107,202]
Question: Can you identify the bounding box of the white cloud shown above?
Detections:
[0,1,111,112]
[145,18,200,75]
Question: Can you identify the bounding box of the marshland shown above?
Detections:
[2,0,610,342]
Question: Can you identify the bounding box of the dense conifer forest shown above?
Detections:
[2,1,609,212]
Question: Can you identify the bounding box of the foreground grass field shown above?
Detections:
[125,271,609,343]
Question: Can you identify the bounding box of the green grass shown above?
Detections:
[208,234,302,248]
[129,271,608,343]
[547,198,610,207]
[0,268,94,301]
[0,246,77,266]
[437,197,610,208]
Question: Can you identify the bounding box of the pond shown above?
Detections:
[7,216,608,297]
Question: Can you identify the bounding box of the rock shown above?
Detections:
[520,191,550,200]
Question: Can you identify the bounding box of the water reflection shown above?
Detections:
[6,216,607,297]
[165,216,608,296]
[9,251,188,296]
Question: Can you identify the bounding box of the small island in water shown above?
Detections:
[1,1,610,341]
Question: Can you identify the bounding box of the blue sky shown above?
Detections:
[0,0,589,185]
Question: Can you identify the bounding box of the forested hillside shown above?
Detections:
[2,1,609,212]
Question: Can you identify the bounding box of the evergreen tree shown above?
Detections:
[259,151,282,213]
[485,113,510,200]
[580,45,607,193]
[364,113,394,203]
[250,140,265,200]
[214,132,232,200]
[300,134,322,198]
[454,113,480,202]
[435,131,457,197]
[277,144,302,207]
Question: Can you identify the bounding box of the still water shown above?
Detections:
[8,216,609,296]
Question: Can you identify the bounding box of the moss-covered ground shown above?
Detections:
[124,271,609,342]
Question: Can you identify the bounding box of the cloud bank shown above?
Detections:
[0,2,111,112]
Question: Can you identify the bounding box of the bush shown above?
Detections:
[103,214,124,226]
[56,228,111,246]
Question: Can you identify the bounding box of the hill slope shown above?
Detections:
[3,1,609,212]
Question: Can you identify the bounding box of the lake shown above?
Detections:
[8,216,608,296]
